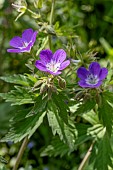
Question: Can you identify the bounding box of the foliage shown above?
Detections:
[0,0,113,170]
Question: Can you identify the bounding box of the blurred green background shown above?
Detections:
[0,0,113,169]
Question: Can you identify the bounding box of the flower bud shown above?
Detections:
[58,77,66,89]
[40,83,48,94]
[46,25,56,35]
[75,91,84,100]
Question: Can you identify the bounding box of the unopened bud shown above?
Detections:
[83,93,91,101]
[34,80,43,88]
[58,78,66,89]
[40,83,48,94]
[75,91,84,100]
[46,25,56,35]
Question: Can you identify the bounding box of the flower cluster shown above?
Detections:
[7,28,108,88]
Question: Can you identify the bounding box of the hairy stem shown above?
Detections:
[48,0,55,49]
[13,136,29,170]
[78,141,94,170]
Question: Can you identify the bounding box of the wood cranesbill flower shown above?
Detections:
[7,28,37,53]
[77,62,108,88]
[35,49,70,75]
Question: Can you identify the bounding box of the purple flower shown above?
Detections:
[35,49,70,75]
[77,62,108,88]
[7,28,37,53]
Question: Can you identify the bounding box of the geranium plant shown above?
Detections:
[0,0,113,170]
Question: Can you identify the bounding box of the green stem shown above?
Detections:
[48,0,55,49]
[13,136,29,170]
[78,141,94,170]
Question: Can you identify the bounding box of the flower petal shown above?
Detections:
[7,48,22,53]
[99,68,108,80]
[59,60,70,70]
[22,28,34,43]
[77,67,89,80]
[89,62,101,76]
[9,36,23,48]
[40,49,53,64]
[53,49,66,63]
[35,60,48,72]
[78,80,102,88]
[30,31,38,45]
[47,70,62,75]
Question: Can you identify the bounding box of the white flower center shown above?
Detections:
[46,60,60,73]
[86,74,99,85]
[23,41,28,47]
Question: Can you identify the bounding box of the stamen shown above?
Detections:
[86,74,99,85]
[46,60,60,73]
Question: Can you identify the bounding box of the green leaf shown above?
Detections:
[0,156,8,164]
[0,86,34,105]
[52,93,69,124]
[47,100,76,149]
[82,110,99,125]
[27,95,48,116]
[103,91,113,104]
[75,123,92,146]
[93,133,113,170]
[1,111,46,143]
[74,99,96,115]
[0,165,7,170]
[41,137,71,157]
[98,94,113,136]
[0,74,30,86]
[87,124,106,140]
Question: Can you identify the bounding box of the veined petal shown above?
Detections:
[7,48,22,53]
[99,68,108,80]
[78,80,102,88]
[35,60,47,72]
[92,81,103,87]
[89,62,101,76]
[47,70,62,75]
[40,49,53,64]
[22,28,34,43]
[19,43,32,53]
[77,67,89,80]
[53,49,66,63]
[59,60,70,70]
[9,36,23,48]
[31,31,38,45]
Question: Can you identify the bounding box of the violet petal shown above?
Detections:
[7,48,22,53]
[89,62,101,76]
[77,67,89,80]
[35,60,47,72]
[40,49,53,64]
[99,68,108,80]
[9,36,23,48]
[31,31,38,45]
[22,28,33,43]
[19,42,33,52]
[53,49,66,63]
[47,70,62,75]
[78,80,102,88]
[59,60,70,70]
